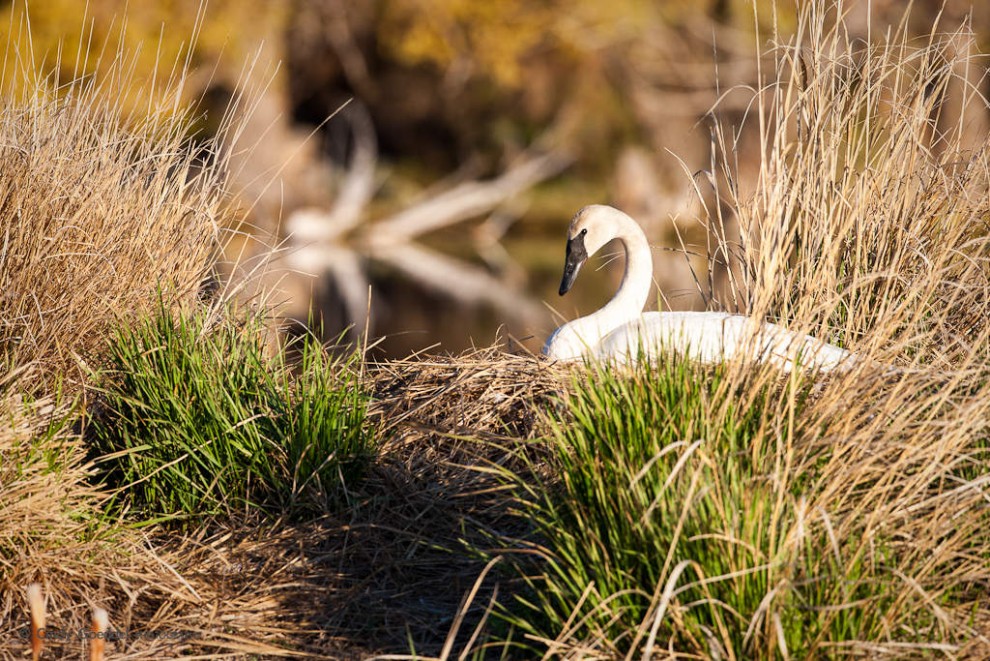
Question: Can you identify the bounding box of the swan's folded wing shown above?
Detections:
[752,322,856,372]
[596,311,740,363]
[597,312,856,373]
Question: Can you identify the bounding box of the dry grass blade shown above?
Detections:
[438,557,501,661]
[365,557,505,661]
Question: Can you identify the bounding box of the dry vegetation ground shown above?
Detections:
[3,347,563,659]
[3,2,990,660]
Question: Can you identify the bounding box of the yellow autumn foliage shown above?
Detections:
[379,0,655,88]
[0,0,286,118]
[377,0,795,89]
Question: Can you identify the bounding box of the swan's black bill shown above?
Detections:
[558,233,588,295]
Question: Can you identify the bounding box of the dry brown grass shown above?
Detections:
[0,53,228,389]
[0,28,285,661]
[712,3,990,364]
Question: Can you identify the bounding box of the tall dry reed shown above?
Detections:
[715,2,990,365]
[0,39,230,388]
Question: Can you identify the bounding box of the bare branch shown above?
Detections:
[368,150,572,245]
[284,101,377,242]
[323,0,375,100]
[327,101,377,236]
[284,242,370,338]
[323,246,371,338]
[374,242,544,325]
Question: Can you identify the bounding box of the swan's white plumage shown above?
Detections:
[542,205,855,372]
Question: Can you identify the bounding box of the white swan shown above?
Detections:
[542,205,856,372]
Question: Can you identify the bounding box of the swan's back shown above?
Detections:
[597,311,855,373]
[596,311,739,364]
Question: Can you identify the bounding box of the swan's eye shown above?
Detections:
[580,228,587,236]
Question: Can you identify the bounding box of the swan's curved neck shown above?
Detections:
[598,209,653,326]
[566,209,653,343]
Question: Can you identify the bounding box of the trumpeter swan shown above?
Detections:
[542,204,855,372]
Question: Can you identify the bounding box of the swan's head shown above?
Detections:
[558,204,617,296]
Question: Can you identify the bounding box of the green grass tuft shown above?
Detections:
[500,356,968,658]
[89,302,374,521]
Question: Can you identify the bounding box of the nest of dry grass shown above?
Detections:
[370,345,563,448]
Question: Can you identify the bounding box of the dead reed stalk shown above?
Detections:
[27,583,43,661]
